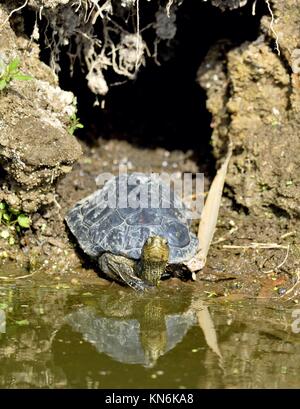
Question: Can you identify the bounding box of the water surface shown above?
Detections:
[0,275,299,388]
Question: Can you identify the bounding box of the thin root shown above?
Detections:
[0,0,28,29]
[0,270,36,281]
[282,268,300,300]
[262,244,290,274]
[265,0,280,56]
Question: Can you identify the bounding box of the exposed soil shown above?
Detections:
[0,135,299,303]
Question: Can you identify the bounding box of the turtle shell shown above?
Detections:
[65,173,199,263]
[66,306,196,366]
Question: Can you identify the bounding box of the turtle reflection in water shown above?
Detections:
[66,291,197,368]
[65,173,199,290]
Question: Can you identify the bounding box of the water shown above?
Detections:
[0,274,300,389]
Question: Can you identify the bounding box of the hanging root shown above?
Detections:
[264,0,280,56]
[0,0,28,29]
[166,0,174,17]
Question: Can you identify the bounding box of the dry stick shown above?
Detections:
[0,271,36,281]
[283,268,300,300]
[262,244,290,274]
[224,241,298,297]
[224,242,291,274]
[193,300,223,361]
[223,243,288,249]
[280,231,297,239]
[185,145,232,273]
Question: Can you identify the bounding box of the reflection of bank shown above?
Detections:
[65,292,222,368]
[0,309,6,333]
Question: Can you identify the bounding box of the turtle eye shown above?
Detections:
[162,238,168,245]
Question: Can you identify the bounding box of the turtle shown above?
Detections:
[65,290,197,368]
[65,172,199,291]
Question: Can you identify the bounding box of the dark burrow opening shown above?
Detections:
[9,0,268,180]
[34,0,267,177]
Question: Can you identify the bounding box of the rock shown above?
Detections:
[210,0,248,11]
[0,6,82,212]
[198,9,300,218]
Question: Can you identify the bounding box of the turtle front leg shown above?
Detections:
[98,253,154,292]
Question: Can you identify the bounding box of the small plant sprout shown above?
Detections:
[0,58,32,91]
[68,112,84,135]
[0,202,31,230]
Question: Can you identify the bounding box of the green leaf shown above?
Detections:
[15,319,29,326]
[8,58,20,72]
[0,203,6,210]
[9,207,19,215]
[3,213,10,222]
[0,79,7,90]
[17,214,31,228]
[13,74,32,81]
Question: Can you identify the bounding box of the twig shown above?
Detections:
[223,242,288,250]
[282,268,300,300]
[280,231,296,239]
[0,270,36,281]
[262,244,290,274]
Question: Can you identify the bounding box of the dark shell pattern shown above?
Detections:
[65,173,199,263]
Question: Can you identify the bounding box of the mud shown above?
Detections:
[0,136,298,302]
[198,39,300,219]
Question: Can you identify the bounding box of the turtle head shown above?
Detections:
[140,236,169,286]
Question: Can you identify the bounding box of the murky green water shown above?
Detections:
[1,275,300,389]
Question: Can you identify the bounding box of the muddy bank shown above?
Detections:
[0,6,82,213]
[0,0,299,300]
[0,137,298,303]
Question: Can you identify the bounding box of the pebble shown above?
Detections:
[278,287,287,295]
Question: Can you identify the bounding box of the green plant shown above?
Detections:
[0,58,32,91]
[259,182,272,192]
[0,202,31,230]
[68,112,84,135]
